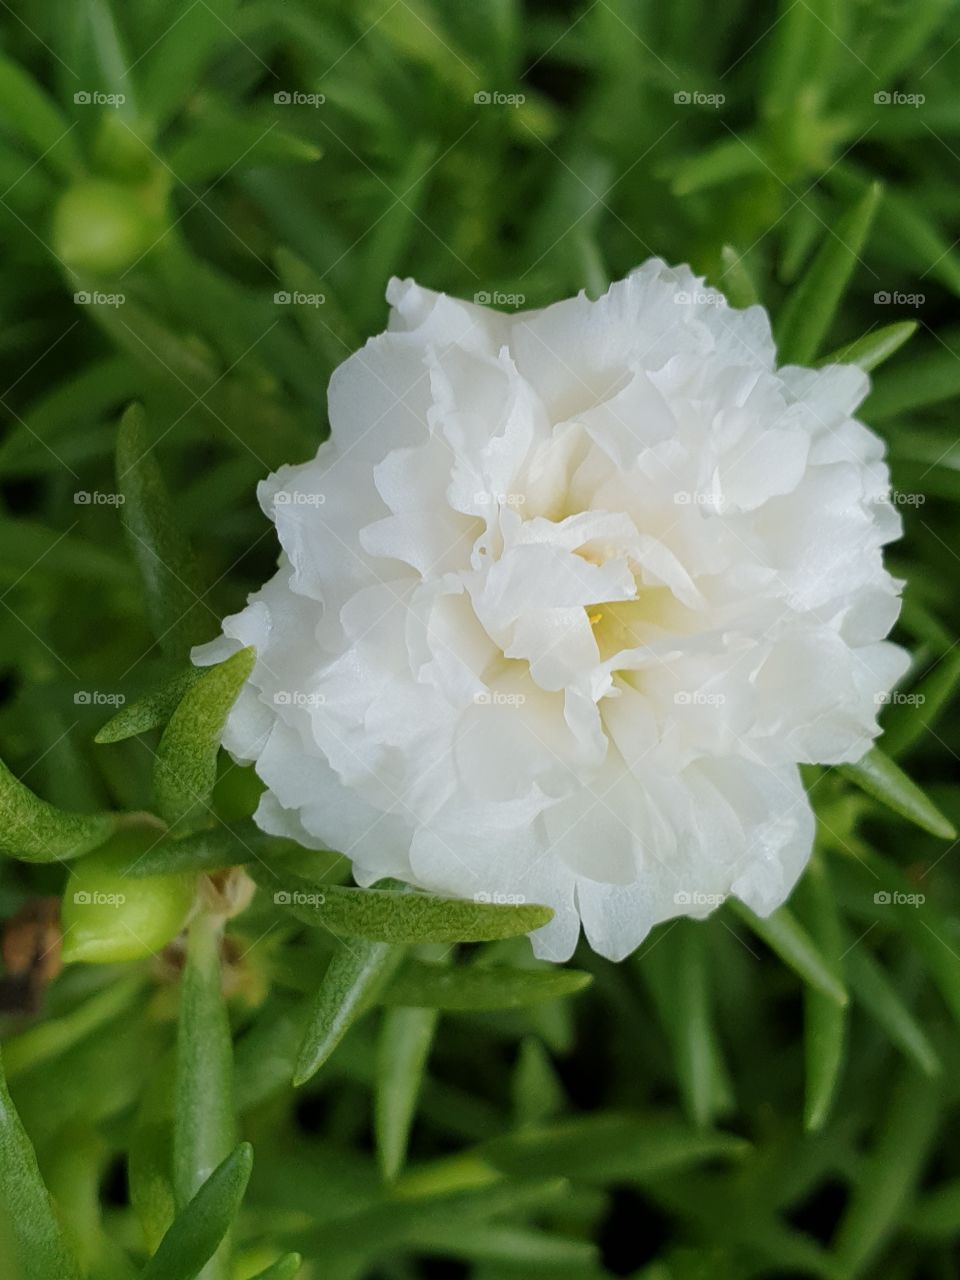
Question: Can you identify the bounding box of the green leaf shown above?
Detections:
[729,902,848,1005]
[638,923,729,1129]
[383,960,592,1010]
[375,1006,438,1181]
[817,321,916,372]
[833,1068,940,1278]
[294,941,404,1087]
[154,647,255,832]
[141,1143,253,1280]
[775,183,882,365]
[1,974,144,1080]
[140,0,240,131]
[0,755,119,863]
[116,825,253,879]
[866,329,960,420]
[795,859,847,1131]
[483,1112,749,1182]
[117,403,209,658]
[0,1049,83,1280]
[94,667,203,743]
[248,1256,302,1280]
[840,747,956,839]
[272,876,554,944]
[174,915,237,1278]
[846,946,941,1077]
[0,54,82,177]
[881,649,960,759]
[718,244,760,308]
[168,111,321,185]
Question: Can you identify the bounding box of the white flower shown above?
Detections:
[195,262,908,961]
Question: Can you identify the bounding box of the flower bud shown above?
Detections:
[52,179,164,275]
[61,829,197,964]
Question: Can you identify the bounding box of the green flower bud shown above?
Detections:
[52,179,165,275]
[61,829,197,965]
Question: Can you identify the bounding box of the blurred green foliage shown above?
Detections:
[3,1,960,1277]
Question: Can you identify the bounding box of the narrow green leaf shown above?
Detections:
[841,747,956,839]
[383,960,592,1010]
[140,0,239,131]
[294,941,404,1087]
[248,1256,302,1280]
[483,1113,749,1182]
[118,825,253,879]
[795,859,847,1131]
[272,876,553,944]
[0,54,81,176]
[729,902,848,1005]
[154,647,255,832]
[817,321,916,372]
[129,1059,177,1253]
[512,1038,565,1128]
[141,1143,253,1280]
[846,947,941,1077]
[168,112,321,184]
[881,649,960,758]
[174,915,237,1279]
[775,183,882,365]
[867,331,960,420]
[1,975,144,1080]
[0,1049,83,1280]
[718,243,760,308]
[376,1006,438,1181]
[117,403,209,658]
[639,923,728,1128]
[0,755,119,862]
[833,1068,940,1278]
[94,668,203,743]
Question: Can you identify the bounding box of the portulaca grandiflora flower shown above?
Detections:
[196,260,909,961]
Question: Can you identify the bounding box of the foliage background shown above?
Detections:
[2,0,960,1277]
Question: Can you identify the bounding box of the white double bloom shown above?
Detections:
[197,261,907,961]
